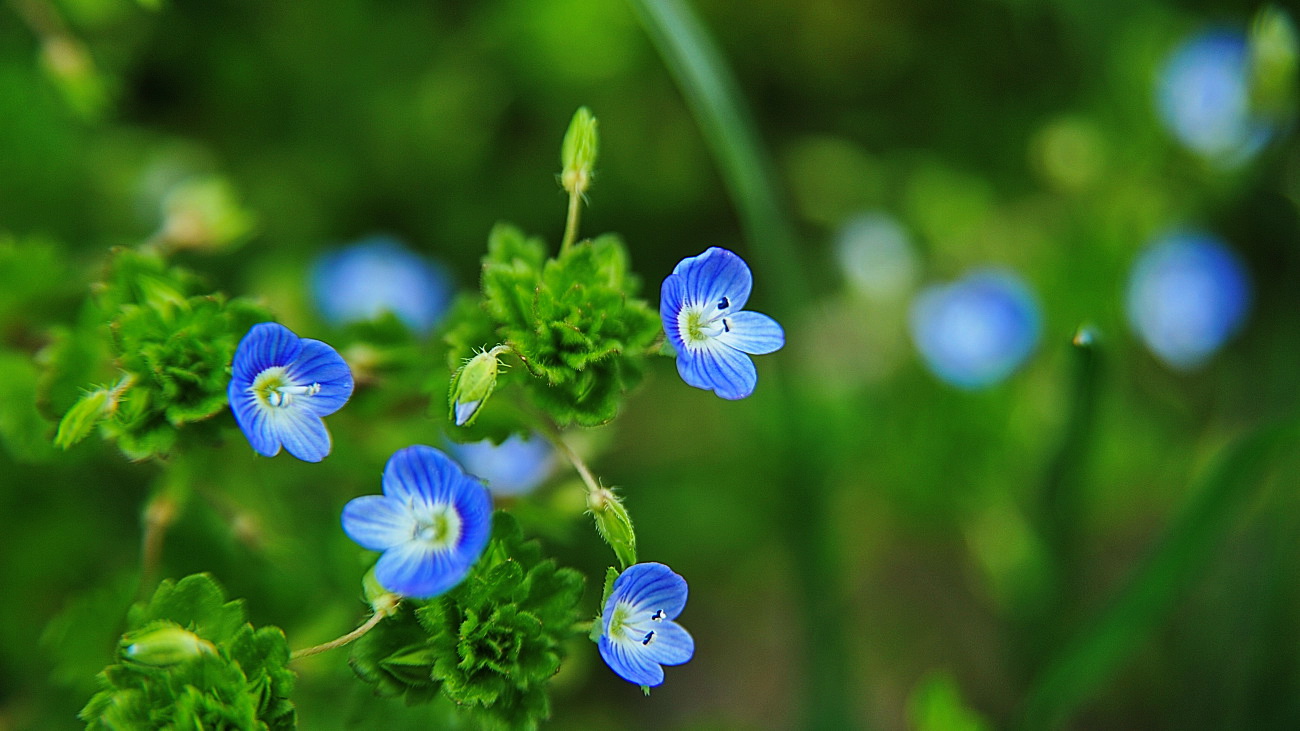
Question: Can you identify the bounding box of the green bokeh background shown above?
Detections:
[2,0,1300,728]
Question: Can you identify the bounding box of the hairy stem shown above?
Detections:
[291,607,394,661]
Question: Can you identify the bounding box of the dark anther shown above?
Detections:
[642,631,655,645]
[722,319,731,333]
[718,296,730,309]
[651,609,664,621]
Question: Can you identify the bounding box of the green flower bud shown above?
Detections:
[448,346,506,427]
[560,107,599,196]
[54,375,134,449]
[1250,6,1299,118]
[588,487,637,569]
[362,566,401,617]
[121,622,215,666]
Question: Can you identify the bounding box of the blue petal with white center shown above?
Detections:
[311,236,453,335]
[598,562,694,687]
[340,445,493,599]
[660,247,784,400]
[228,322,354,462]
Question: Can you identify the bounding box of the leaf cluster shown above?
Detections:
[51,248,269,459]
[452,223,661,427]
[350,513,585,730]
[81,574,296,730]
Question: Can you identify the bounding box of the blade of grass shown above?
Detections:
[1017,419,1300,729]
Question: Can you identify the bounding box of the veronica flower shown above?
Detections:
[1157,28,1271,164]
[599,562,694,687]
[228,322,354,462]
[660,247,784,400]
[1127,230,1251,370]
[909,270,1041,389]
[341,445,492,598]
[311,236,453,335]
[447,434,554,497]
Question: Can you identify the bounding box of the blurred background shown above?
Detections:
[2,0,1300,728]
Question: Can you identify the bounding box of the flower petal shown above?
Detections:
[609,563,689,621]
[231,323,302,383]
[341,496,415,551]
[381,445,464,505]
[659,273,688,352]
[676,343,757,400]
[599,634,666,687]
[227,387,281,457]
[268,407,331,462]
[451,474,494,560]
[672,247,753,311]
[645,621,694,666]
[374,540,472,599]
[716,310,784,355]
[286,338,354,416]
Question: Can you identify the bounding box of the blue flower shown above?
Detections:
[311,236,453,335]
[341,445,493,598]
[1127,230,1251,370]
[660,247,784,399]
[1157,28,1271,164]
[228,322,354,462]
[909,270,1042,389]
[447,434,555,497]
[598,562,694,687]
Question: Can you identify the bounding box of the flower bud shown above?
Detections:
[55,388,114,449]
[588,487,637,569]
[560,107,599,196]
[121,622,215,666]
[448,346,504,427]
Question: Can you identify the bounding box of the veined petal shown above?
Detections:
[268,407,330,462]
[228,386,280,457]
[716,310,784,355]
[644,621,694,666]
[659,274,689,352]
[382,445,463,505]
[374,540,472,599]
[599,635,666,687]
[232,323,302,383]
[341,496,416,551]
[451,475,494,558]
[610,563,689,620]
[287,339,354,416]
[673,247,753,311]
[676,343,757,400]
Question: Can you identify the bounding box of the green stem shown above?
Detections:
[560,191,582,253]
[1017,419,1300,729]
[291,607,393,661]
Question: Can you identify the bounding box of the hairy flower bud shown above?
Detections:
[448,346,505,427]
[560,107,599,196]
[588,487,637,569]
[121,622,215,666]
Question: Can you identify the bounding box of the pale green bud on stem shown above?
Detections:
[1250,6,1299,119]
[588,486,637,569]
[559,107,599,252]
[448,345,509,427]
[55,374,136,449]
[122,622,216,666]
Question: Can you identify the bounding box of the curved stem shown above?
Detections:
[291,608,392,661]
[539,423,601,496]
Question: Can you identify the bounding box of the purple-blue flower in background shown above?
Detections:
[311,236,453,335]
[660,247,784,400]
[447,434,555,497]
[1157,28,1270,164]
[228,322,354,462]
[1127,230,1251,370]
[909,270,1042,389]
[341,445,493,598]
[598,562,694,687]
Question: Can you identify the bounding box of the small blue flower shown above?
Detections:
[228,322,354,462]
[447,434,555,497]
[1157,28,1271,164]
[909,269,1042,389]
[1127,230,1251,370]
[660,247,784,400]
[341,445,492,598]
[599,562,694,687]
[311,236,453,335]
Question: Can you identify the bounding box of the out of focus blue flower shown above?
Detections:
[909,270,1042,389]
[341,445,493,598]
[228,323,354,462]
[447,434,555,497]
[1157,28,1271,164]
[311,236,453,335]
[834,211,919,299]
[1127,230,1251,370]
[599,562,694,687]
[660,247,784,400]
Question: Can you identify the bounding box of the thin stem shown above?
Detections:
[541,424,601,495]
[560,191,583,253]
[291,608,393,661]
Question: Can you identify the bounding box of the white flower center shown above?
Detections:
[677,296,733,349]
[413,502,462,551]
[251,366,321,409]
